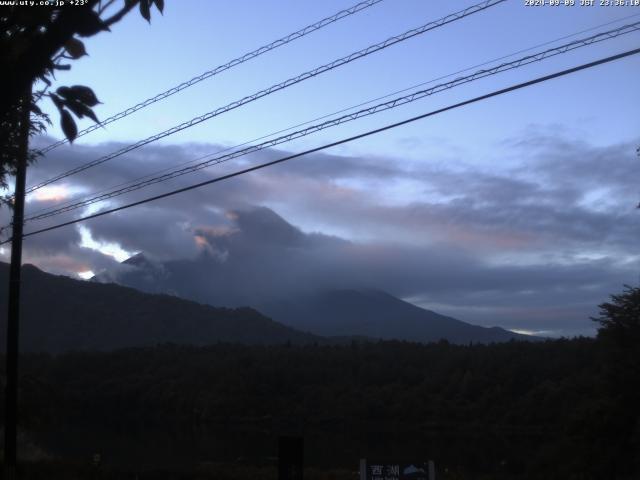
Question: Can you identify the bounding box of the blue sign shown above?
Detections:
[360,460,435,480]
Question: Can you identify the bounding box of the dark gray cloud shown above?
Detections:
[3,131,637,337]
[100,205,636,338]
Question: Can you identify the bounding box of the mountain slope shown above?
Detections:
[0,263,320,353]
[97,253,536,344]
[257,289,531,343]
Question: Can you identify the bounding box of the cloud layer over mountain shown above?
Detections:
[2,127,638,336]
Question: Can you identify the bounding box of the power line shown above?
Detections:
[21,21,640,223]
[6,47,638,245]
[36,0,385,154]
[23,0,506,196]
[25,12,640,221]
[28,0,504,193]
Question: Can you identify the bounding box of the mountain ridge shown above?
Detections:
[95,253,538,344]
[0,262,322,353]
[256,287,533,343]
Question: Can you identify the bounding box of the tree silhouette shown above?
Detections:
[593,284,640,404]
[594,284,640,348]
[0,1,165,473]
[0,0,164,191]
[593,284,640,395]
[593,284,640,475]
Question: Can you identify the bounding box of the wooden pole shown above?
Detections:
[4,85,31,479]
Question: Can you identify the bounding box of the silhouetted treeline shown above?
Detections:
[1,337,638,479]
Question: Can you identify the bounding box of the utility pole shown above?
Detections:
[4,85,31,480]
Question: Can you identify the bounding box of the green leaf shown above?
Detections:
[153,0,164,14]
[140,0,151,22]
[65,38,88,59]
[60,109,78,143]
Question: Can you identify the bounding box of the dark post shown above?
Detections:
[278,436,304,480]
[4,86,31,479]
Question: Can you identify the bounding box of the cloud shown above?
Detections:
[3,130,637,336]
[97,205,635,338]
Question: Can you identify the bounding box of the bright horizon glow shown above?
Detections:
[77,270,95,280]
[510,329,560,337]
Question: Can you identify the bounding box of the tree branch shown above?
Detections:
[102,0,139,28]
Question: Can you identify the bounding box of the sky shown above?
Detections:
[1,0,639,337]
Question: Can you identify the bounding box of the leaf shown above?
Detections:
[140,0,151,22]
[52,63,71,70]
[153,0,164,14]
[65,99,100,124]
[57,85,101,107]
[50,94,64,112]
[30,104,43,116]
[60,109,78,142]
[84,108,100,124]
[63,100,86,119]
[65,38,88,59]
[70,85,100,106]
[76,9,110,37]
[56,86,72,99]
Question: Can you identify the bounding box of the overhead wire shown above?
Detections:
[4,46,638,245]
[20,21,640,223]
[23,0,506,196]
[37,0,386,154]
[24,11,640,220]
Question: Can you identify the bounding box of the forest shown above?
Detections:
[0,339,636,477]
[0,286,637,479]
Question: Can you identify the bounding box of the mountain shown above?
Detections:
[95,253,535,344]
[0,262,320,353]
[257,289,530,344]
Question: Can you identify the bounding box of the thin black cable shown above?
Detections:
[24,12,640,220]
[5,47,637,245]
[23,0,505,196]
[37,0,385,154]
[21,21,640,222]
